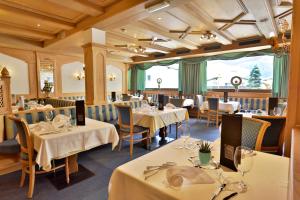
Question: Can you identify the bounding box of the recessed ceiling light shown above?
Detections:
[37,24,41,27]
[134,34,137,38]
[157,17,162,20]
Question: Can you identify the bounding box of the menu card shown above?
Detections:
[75,100,85,126]
[111,92,116,102]
[220,114,242,171]
[268,97,279,115]
[158,94,164,110]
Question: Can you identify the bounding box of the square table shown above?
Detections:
[133,107,189,138]
[30,118,119,171]
[109,138,289,200]
[201,101,241,114]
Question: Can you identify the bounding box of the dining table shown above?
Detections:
[201,100,241,114]
[108,138,289,200]
[182,98,194,107]
[30,118,119,172]
[133,107,189,141]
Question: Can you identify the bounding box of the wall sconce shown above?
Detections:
[74,66,85,80]
[108,74,116,81]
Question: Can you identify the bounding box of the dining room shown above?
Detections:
[0,0,299,200]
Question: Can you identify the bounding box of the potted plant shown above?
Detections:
[199,142,212,165]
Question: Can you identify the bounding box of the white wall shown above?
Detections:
[0,53,29,94]
[61,61,85,93]
[106,64,123,93]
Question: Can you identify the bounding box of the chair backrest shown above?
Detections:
[252,115,286,153]
[208,98,219,111]
[8,115,34,164]
[196,95,203,108]
[115,105,133,130]
[268,97,279,115]
[170,98,185,107]
[242,117,271,151]
[122,94,131,101]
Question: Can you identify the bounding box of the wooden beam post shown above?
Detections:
[284,1,300,157]
[83,29,107,105]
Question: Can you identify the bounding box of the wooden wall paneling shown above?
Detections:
[284,0,300,157]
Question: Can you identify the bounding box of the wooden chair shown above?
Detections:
[252,115,286,155]
[195,94,207,120]
[268,97,279,115]
[115,105,150,158]
[206,98,222,127]
[241,117,271,151]
[8,115,70,198]
[122,94,131,101]
[169,98,185,107]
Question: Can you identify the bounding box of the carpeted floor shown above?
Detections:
[0,118,219,200]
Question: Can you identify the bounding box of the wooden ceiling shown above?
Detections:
[0,0,293,62]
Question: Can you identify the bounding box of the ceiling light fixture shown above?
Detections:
[271,19,290,57]
[146,1,170,13]
[37,24,41,27]
[199,31,216,40]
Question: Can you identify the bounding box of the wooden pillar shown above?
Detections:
[82,28,107,105]
[284,1,300,157]
[0,67,12,114]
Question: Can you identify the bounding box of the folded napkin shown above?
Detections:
[166,103,176,109]
[166,166,214,187]
[43,104,54,110]
[52,114,70,129]
[31,121,56,133]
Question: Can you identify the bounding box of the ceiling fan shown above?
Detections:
[114,44,146,54]
[138,37,170,44]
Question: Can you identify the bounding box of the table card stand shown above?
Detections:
[220,114,242,171]
[75,100,85,126]
[268,97,279,115]
[111,92,116,102]
[158,94,164,110]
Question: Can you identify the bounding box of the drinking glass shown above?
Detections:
[273,107,282,116]
[233,146,254,192]
[45,110,54,124]
[180,121,191,149]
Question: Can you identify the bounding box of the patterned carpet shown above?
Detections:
[0,118,219,200]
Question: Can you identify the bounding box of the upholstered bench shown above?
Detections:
[59,96,85,101]
[43,98,76,108]
[4,100,147,140]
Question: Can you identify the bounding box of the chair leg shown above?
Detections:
[27,164,35,198]
[129,135,134,159]
[118,133,123,151]
[175,123,178,139]
[20,163,26,187]
[65,157,70,184]
[147,131,151,150]
[216,116,219,128]
[207,115,210,127]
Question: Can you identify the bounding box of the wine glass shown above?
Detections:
[273,107,282,116]
[45,110,54,124]
[180,121,191,149]
[233,146,254,192]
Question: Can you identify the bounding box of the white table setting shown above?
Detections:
[201,101,241,114]
[109,137,289,200]
[29,113,119,171]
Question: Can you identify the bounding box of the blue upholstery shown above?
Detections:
[170,98,184,107]
[116,106,131,126]
[59,96,85,101]
[242,118,264,150]
[0,139,20,154]
[208,98,219,111]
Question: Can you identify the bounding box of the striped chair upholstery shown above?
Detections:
[4,107,76,140]
[59,96,85,101]
[43,98,75,108]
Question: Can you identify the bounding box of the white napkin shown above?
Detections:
[166,103,176,109]
[52,114,70,129]
[31,121,56,133]
[166,166,214,187]
[43,104,53,110]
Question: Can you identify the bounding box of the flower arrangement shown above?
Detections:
[199,142,212,153]
[42,80,53,97]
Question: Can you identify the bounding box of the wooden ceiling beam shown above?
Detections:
[183,2,235,45]
[131,37,273,63]
[47,0,104,16]
[0,23,54,40]
[43,0,147,47]
[107,31,171,53]
[0,3,74,30]
[219,12,246,31]
[134,21,198,49]
[242,0,278,38]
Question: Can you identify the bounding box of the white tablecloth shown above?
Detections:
[183,99,194,107]
[109,138,289,200]
[133,108,189,137]
[30,118,119,171]
[201,101,240,114]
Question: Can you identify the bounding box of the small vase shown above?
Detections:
[199,152,211,165]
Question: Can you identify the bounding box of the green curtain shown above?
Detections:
[127,68,131,90]
[129,66,146,91]
[179,59,207,95]
[272,54,289,98]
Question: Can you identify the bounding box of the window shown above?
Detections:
[207,55,273,90]
[145,63,179,89]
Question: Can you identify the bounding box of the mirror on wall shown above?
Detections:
[39,58,55,95]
